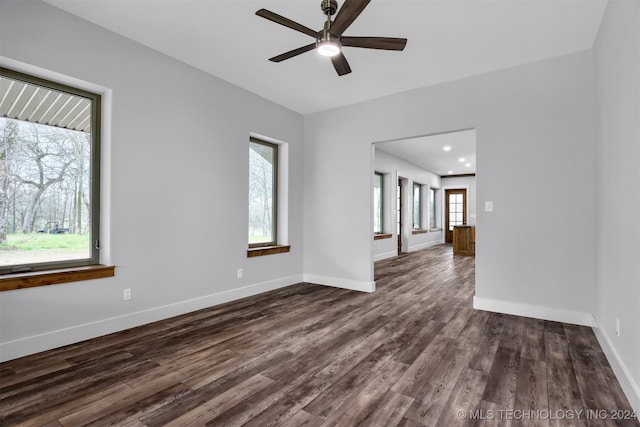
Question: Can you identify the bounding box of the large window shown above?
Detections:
[249,138,277,247]
[430,188,437,229]
[0,67,101,274]
[373,172,383,234]
[413,183,422,230]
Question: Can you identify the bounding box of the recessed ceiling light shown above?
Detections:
[458,157,465,162]
[447,171,453,174]
[465,163,471,167]
[443,146,452,152]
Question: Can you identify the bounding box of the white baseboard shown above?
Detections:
[0,274,302,362]
[374,251,398,262]
[592,315,640,413]
[473,296,595,326]
[303,274,375,293]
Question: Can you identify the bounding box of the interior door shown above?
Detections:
[445,188,467,243]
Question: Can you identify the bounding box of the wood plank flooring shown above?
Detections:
[1,244,638,426]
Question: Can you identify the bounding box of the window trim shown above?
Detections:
[248,137,278,248]
[247,245,290,257]
[0,265,114,292]
[0,67,102,275]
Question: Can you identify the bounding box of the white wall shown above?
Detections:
[593,0,640,411]
[304,50,597,321]
[373,149,443,261]
[441,175,477,226]
[0,0,304,361]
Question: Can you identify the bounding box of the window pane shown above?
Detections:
[373,173,382,233]
[413,184,421,229]
[429,188,436,229]
[0,71,98,273]
[249,140,276,245]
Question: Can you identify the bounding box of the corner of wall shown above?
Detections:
[592,315,640,413]
[302,274,375,293]
[473,296,595,327]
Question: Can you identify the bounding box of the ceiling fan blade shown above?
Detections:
[331,52,352,76]
[269,43,316,62]
[256,9,318,38]
[330,0,371,37]
[341,36,407,51]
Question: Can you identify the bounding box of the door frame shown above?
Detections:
[442,185,470,243]
[396,176,410,255]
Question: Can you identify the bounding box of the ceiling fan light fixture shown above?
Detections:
[317,39,341,57]
[256,0,407,76]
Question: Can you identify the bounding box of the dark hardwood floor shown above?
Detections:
[1,244,637,426]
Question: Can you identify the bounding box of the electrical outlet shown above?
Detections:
[123,288,131,301]
[616,317,620,337]
[237,268,243,279]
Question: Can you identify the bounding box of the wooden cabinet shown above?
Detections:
[453,226,475,256]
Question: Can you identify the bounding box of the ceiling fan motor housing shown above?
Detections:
[321,0,338,16]
[319,20,339,43]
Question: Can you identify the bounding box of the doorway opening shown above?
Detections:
[372,128,476,265]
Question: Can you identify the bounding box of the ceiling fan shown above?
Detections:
[256,0,407,76]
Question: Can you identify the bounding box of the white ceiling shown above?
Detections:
[43,0,607,115]
[376,129,476,176]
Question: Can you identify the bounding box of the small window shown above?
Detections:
[413,183,422,230]
[373,172,383,234]
[430,188,437,229]
[249,138,278,247]
[0,67,101,274]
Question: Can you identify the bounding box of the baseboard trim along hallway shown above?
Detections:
[473,296,596,327]
[302,274,376,293]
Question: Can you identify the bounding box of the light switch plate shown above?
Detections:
[485,201,494,212]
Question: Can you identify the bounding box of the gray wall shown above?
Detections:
[593,0,640,410]
[304,50,597,319]
[0,0,304,359]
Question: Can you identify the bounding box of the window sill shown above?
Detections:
[247,245,291,257]
[0,264,115,292]
[373,233,392,240]
[430,228,443,232]
[412,229,429,235]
